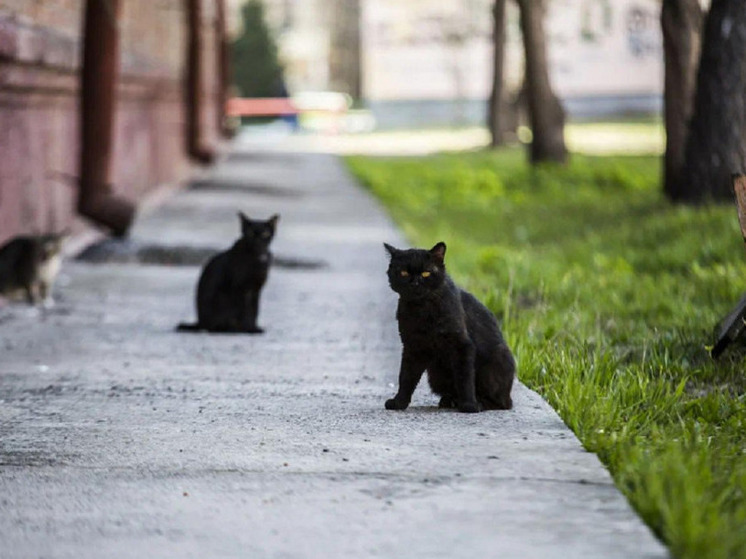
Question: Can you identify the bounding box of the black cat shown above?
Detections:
[0,232,67,306]
[383,242,515,413]
[177,212,279,333]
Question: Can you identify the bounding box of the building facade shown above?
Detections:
[0,0,225,244]
[363,0,664,127]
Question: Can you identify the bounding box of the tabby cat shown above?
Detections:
[0,232,67,306]
[384,242,515,413]
[177,212,279,333]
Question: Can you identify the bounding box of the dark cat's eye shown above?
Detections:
[400,270,409,277]
[421,271,431,278]
[261,231,271,238]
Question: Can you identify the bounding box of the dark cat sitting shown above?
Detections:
[177,212,279,333]
[383,242,515,413]
[0,232,67,307]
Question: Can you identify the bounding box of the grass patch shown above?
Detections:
[347,148,746,559]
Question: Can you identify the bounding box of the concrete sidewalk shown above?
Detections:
[0,138,667,558]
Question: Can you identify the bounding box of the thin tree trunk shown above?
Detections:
[661,0,703,200]
[678,0,746,202]
[488,0,507,147]
[516,0,567,164]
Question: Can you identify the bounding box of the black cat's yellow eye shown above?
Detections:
[400,270,409,277]
[262,231,270,238]
[421,271,431,278]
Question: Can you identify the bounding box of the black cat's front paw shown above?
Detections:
[438,395,456,409]
[385,398,409,411]
[245,326,264,334]
[458,401,480,413]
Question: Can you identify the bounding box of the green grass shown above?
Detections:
[346,148,746,559]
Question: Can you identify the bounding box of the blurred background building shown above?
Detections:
[229,0,662,129]
[1,0,666,243]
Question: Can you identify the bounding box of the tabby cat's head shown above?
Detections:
[238,212,279,246]
[384,242,446,299]
[38,231,68,261]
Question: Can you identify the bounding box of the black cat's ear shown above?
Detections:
[238,212,251,235]
[429,242,446,263]
[383,243,399,258]
[267,214,280,230]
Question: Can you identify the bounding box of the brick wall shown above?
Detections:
[0,0,220,244]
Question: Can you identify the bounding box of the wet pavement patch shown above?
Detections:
[76,239,326,270]
[0,450,75,467]
[76,239,215,266]
[272,255,327,270]
[224,152,300,166]
[189,178,303,198]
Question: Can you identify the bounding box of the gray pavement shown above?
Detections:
[0,137,668,558]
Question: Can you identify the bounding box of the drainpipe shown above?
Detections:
[215,0,232,138]
[186,0,215,163]
[78,0,134,237]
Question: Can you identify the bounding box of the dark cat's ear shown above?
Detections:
[41,234,64,257]
[238,212,251,235]
[267,214,280,231]
[429,242,446,263]
[383,243,399,258]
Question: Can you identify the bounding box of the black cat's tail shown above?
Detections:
[176,322,203,332]
[478,343,515,410]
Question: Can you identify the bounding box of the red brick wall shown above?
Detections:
[0,0,220,244]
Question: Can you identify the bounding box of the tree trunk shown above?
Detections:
[734,174,746,245]
[488,0,507,147]
[516,0,567,164]
[661,0,703,200]
[677,0,746,202]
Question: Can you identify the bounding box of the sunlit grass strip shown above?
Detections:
[347,148,746,559]
[564,121,665,155]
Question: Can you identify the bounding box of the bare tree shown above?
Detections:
[438,16,473,126]
[330,0,363,100]
[515,0,567,163]
[677,0,746,202]
[661,0,703,199]
[488,0,508,147]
